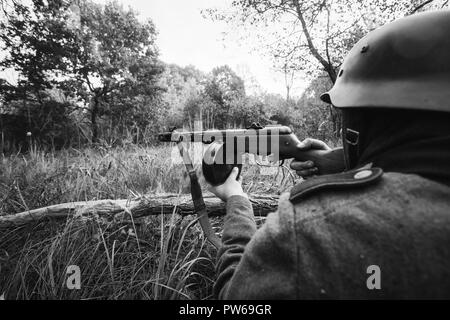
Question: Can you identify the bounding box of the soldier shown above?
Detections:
[208,10,450,299]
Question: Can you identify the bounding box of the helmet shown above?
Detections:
[320,10,450,113]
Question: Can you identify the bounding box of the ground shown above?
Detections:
[0,144,295,299]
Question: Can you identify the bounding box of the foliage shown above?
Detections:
[163,64,269,130]
[203,65,246,128]
[0,144,294,299]
[204,0,448,138]
[0,209,216,299]
[0,0,165,146]
[205,0,448,84]
[295,75,338,143]
[67,0,165,142]
[159,64,207,128]
[0,0,78,99]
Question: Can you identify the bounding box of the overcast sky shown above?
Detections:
[108,0,308,97]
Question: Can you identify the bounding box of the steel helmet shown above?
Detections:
[320,10,450,112]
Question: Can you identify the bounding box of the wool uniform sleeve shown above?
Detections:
[214,193,298,299]
[214,195,256,299]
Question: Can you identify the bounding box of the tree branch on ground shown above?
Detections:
[0,193,279,228]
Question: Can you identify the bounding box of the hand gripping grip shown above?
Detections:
[202,142,242,186]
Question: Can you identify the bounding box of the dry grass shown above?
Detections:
[0,143,295,300]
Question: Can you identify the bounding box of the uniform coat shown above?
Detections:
[214,172,450,299]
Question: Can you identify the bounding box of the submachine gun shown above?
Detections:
[158,123,343,248]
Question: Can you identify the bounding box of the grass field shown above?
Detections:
[0,143,296,299]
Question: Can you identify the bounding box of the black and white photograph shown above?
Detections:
[0,0,449,307]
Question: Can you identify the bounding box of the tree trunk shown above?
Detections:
[326,65,337,85]
[292,0,337,84]
[0,193,279,228]
[91,95,99,143]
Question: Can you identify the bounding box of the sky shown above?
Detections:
[103,0,308,97]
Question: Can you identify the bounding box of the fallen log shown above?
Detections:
[0,193,279,228]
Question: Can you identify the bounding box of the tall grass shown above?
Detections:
[0,143,295,299]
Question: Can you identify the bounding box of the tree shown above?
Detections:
[206,0,447,85]
[243,96,271,127]
[0,0,82,148]
[205,0,448,138]
[106,58,166,143]
[66,0,164,142]
[0,0,165,145]
[183,93,217,130]
[203,65,246,128]
[0,0,78,104]
[159,64,206,128]
[296,74,337,142]
[259,92,295,126]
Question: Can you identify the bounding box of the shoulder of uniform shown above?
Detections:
[289,167,384,204]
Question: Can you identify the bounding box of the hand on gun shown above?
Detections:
[158,125,345,187]
[290,138,344,179]
[207,167,247,202]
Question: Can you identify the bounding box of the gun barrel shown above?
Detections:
[157,131,222,143]
[157,126,293,143]
[157,132,176,142]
